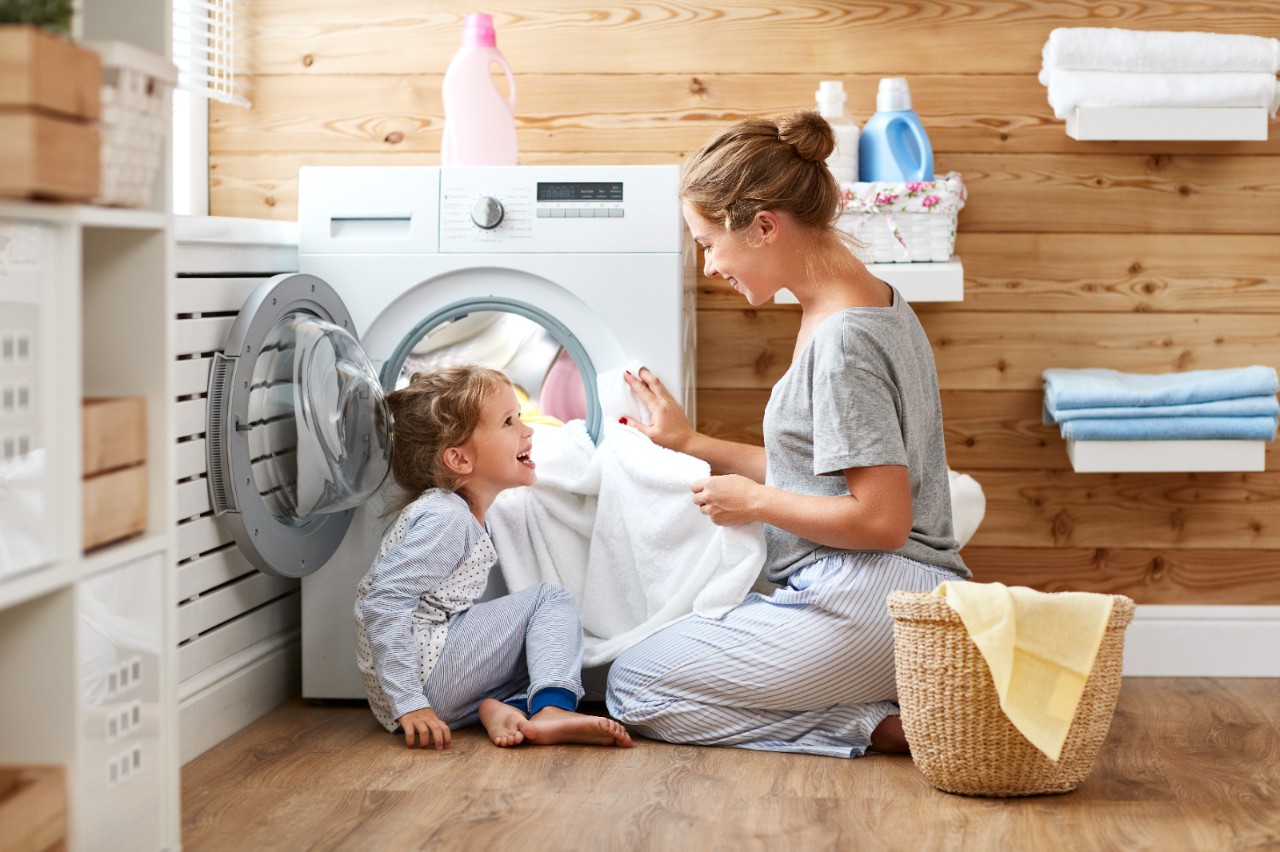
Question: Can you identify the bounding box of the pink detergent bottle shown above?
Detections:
[441,13,518,166]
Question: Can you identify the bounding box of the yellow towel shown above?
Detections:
[933,581,1114,762]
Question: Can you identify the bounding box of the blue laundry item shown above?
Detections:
[1043,366,1279,412]
[1059,416,1278,441]
[1043,394,1280,424]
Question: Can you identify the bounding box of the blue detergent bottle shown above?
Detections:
[858,77,934,182]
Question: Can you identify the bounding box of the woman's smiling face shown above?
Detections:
[683,203,775,306]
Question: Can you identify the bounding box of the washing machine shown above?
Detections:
[205,165,694,699]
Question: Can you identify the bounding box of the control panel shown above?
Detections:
[439,165,682,254]
[302,165,683,256]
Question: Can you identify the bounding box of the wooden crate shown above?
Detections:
[0,26,102,120]
[0,112,100,202]
[82,397,148,552]
[0,765,66,852]
[83,396,147,476]
[0,25,102,201]
[83,464,148,551]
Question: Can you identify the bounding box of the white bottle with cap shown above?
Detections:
[814,80,858,184]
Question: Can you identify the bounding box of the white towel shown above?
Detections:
[1042,27,1280,74]
[596,359,650,426]
[948,469,986,550]
[1038,69,1280,120]
[488,421,767,666]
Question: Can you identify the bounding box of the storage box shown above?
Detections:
[0,25,102,201]
[82,397,148,551]
[837,172,966,263]
[0,765,67,852]
[83,396,147,476]
[86,41,177,208]
[0,26,101,120]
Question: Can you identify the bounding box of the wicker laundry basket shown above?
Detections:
[886,590,1135,797]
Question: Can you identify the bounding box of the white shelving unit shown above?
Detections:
[1066,107,1269,141]
[0,0,179,847]
[0,202,179,850]
[774,256,964,304]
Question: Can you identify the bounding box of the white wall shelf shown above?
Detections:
[1067,107,1269,141]
[775,255,964,304]
[1066,439,1266,473]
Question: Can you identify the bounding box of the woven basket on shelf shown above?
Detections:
[887,590,1135,797]
[839,209,958,263]
[87,41,176,208]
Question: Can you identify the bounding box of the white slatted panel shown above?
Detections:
[175,438,206,481]
[174,356,213,398]
[171,229,300,763]
[177,596,300,681]
[176,546,256,602]
[177,572,298,642]
[172,277,263,314]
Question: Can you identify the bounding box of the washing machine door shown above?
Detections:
[206,273,391,578]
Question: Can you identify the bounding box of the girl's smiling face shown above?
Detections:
[460,383,536,493]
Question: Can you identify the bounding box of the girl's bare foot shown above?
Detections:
[526,706,633,748]
[869,714,910,754]
[478,698,530,747]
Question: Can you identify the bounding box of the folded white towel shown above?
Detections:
[1042,27,1280,74]
[488,421,767,666]
[1038,69,1280,120]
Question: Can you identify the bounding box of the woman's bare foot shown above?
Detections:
[869,714,910,754]
[478,698,531,747]
[526,706,633,748]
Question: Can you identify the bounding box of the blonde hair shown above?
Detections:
[382,365,510,516]
[679,110,852,256]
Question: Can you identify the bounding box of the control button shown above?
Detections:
[593,208,610,218]
[550,208,565,218]
[470,196,505,230]
[565,208,581,218]
[536,208,550,218]
[608,208,625,218]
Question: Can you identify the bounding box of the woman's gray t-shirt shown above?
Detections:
[760,287,970,582]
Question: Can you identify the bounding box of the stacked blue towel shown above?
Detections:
[1042,366,1280,441]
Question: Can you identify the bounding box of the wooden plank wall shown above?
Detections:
[210,1,1280,605]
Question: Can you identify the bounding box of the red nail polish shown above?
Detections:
[619,417,628,424]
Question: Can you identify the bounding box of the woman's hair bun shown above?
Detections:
[777,111,835,165]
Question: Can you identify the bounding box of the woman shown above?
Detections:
[605,111,969,758]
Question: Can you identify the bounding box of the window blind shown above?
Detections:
[172,0,250,106]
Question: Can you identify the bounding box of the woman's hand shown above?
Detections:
[399,707,452,750]
[691,474,763,527]
[622,367,696,453]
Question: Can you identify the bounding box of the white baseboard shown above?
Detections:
[1124,605,1280,677]
[179,632,301,764]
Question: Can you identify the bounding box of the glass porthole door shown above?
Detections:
[206,273,391,578]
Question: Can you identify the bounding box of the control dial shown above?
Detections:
[470,196,505,230]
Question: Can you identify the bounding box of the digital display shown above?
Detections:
[537,182,623,201]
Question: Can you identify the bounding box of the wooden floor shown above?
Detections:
[182,679,1280,851]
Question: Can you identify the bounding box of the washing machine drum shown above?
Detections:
[207,274,392,578]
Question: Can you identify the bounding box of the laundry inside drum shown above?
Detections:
[397,309,587,425]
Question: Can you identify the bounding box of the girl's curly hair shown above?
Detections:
[382,365,510,516]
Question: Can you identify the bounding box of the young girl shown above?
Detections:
[355,365,632,750]
[606,111,969,758]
